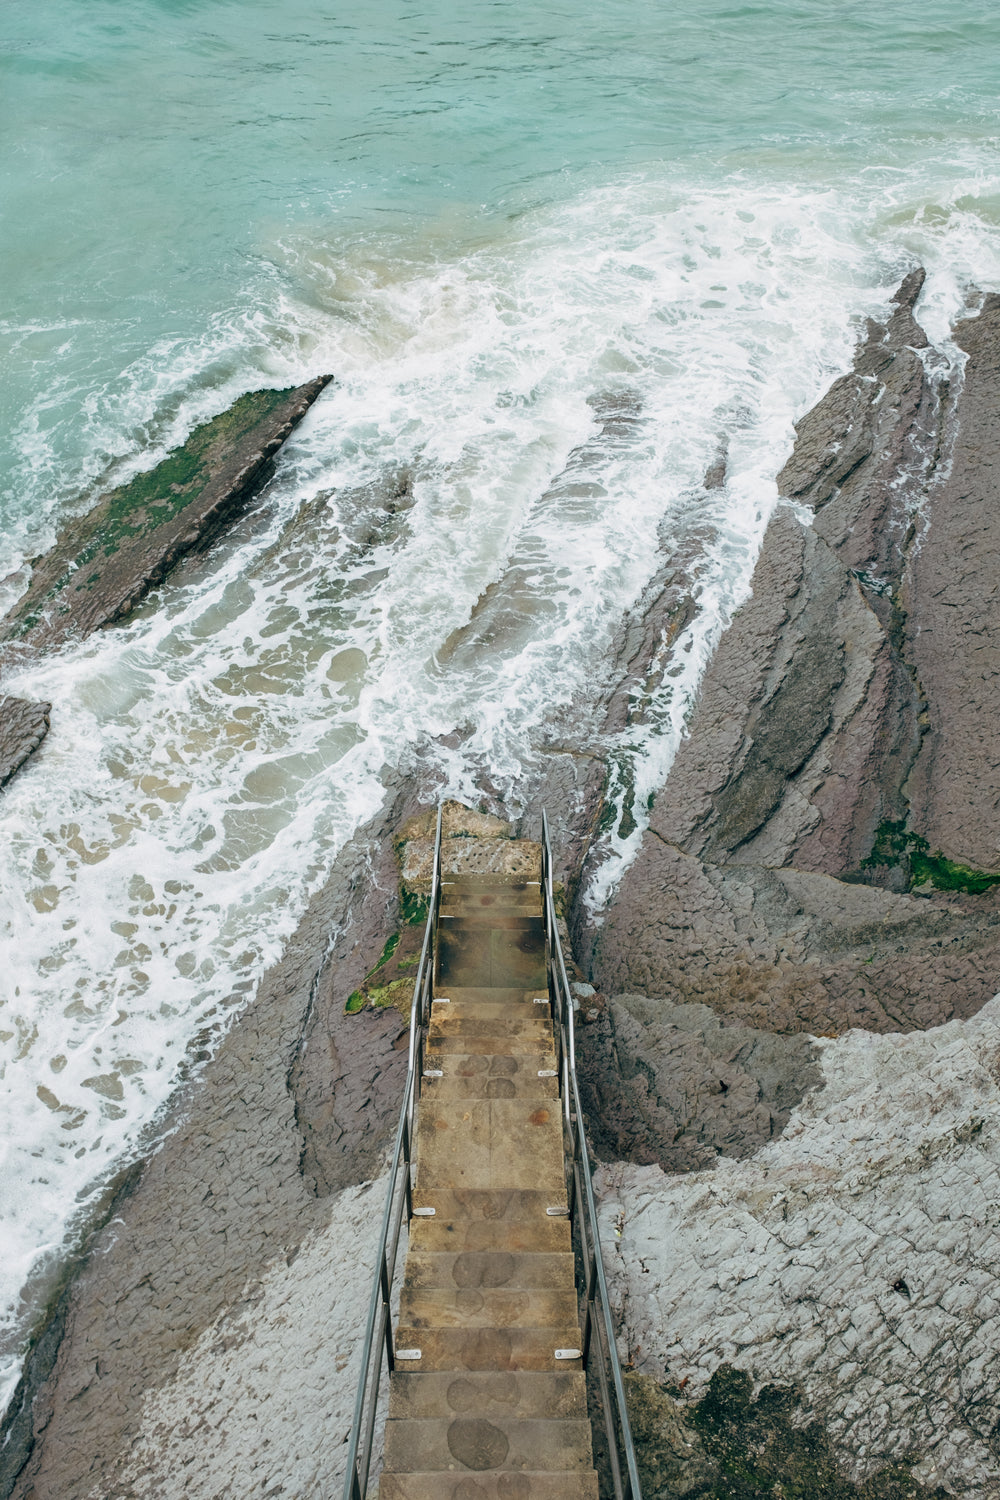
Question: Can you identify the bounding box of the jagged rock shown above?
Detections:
[587,272,1000,1035]
[0,376,331,652]
[577,992,821,1170]
[906,294,1000,872]
[0,697,50,789]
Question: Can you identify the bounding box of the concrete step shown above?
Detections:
[384,1417,594,1474]
[435,988,549,1006]
[438,925,546,991]
[430,998,551,1022]
[390,1326,583,1372]
[410,1188,569,1221]
[441,886,540,913]
[403,1252,575,1292]
[380,1470,599,1498]
[409,1217,571,1254]
[441,876,542,895]
[420,1069,558,1103]
[388,1371,587,1421]
[416,1101,565,1193]
[440,910,542,929]
[428,1016,553,1041]
[426,1035,556,1059]
[399,1287,579,1332]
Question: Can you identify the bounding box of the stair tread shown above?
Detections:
[403,1252,575,1292]
[379,1472,599,1499]
[409,1219,571,1254]
[421,1073,559,1102]
[426,1036,557,1058]
[400,1287,578,1331]
[384,1417,594,1473]
[388,1371,586,1420]
[416,1100,564,1193]
[391,1327,584,1372]
[410,1189,569,1220]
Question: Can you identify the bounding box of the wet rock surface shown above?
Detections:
[586,273,1000,1039]
[0,697,50,789]
[576,992,821,1171]
[2,810,404,1500]
[0,376,331,653]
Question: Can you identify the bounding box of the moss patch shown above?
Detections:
[863,818,1000,895]
[401,889,430,927]
[625,1367,948,1499]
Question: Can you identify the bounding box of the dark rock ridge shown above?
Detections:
[0,375,331,653]
[0,697,50,790]
[587,271,1000,1042]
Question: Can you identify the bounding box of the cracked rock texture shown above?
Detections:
[597,995,1000,1499]
[587,273,1000,1038]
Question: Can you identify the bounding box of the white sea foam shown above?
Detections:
[3,162,1000,1402]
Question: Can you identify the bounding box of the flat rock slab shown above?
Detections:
[1,375,331,650]
[0,696,50,789]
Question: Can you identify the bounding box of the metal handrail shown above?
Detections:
[541,809,643,1500]
[343,803,641,1500]
[343,802,443,1500]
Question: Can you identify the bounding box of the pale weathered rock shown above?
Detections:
[401,836,541,892]
[112,1176,386,1500]
[597,996,1000,1498]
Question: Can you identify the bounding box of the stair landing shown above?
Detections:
[380,876,597,1499]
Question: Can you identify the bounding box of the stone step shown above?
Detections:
[410,1188,569,1222]
[440,910,542,929]
[428,1015,553,1041]
[380,1471,599,1499]
[408,1217,571,1255]
[441,886,540,912]
[383,1417,594,1474]
[420,1069,558,1103]
[435,988,548,1006]
[403,1252,576,1292]
[399,1287,579,1332]
[388,1371,587,1421]
[426,1035,556,1059]
[415,1101,565,1193]
[390,1326,583,1372]
[430,998,551,1022]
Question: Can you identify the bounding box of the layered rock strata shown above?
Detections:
[588,273,1000,1039]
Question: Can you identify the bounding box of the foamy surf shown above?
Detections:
[3,158,1000,1405]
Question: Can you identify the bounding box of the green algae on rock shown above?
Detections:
[863,818,1000,895]
[0,376,332,651]
[625,1367,949,1500]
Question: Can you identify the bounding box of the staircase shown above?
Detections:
[380,875,598,1498]
[344,806,640,1500]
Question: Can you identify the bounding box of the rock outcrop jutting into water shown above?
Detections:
[8,274,1000,1498]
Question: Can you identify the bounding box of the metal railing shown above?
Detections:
[343,802,443,1500]
[342,803,641,1500]
[541,808,642,1500]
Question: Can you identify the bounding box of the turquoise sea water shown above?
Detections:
[2,0,1000,1403]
